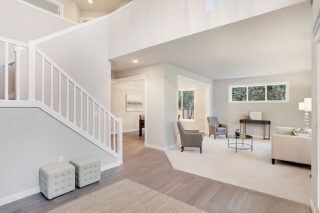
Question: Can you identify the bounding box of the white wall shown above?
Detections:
[59,0,80,23]
[111,80,145,132]
[37,18,111,109]
[0,0,75,41]
[213,72,312,138]
[114,63,213,149]
[0,108,117,205]
[107,0,306,59]
[80,11,108,19]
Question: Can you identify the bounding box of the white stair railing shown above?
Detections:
[0,36,28,101]
[0,36,122,164]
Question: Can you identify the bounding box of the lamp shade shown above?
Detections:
[304,98,312,112]
[299,102,305,111]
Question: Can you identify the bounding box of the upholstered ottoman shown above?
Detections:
[39,162,75,199]
[70,156,101,188]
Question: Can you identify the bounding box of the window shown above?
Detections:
[23,0,64,16]
[178,90,195,120]
[230,82,288,103]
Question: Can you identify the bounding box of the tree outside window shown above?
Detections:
[178,90,195,120]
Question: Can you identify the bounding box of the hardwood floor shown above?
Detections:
[0,132,311,213]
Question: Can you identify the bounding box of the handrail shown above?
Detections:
[33,46,122,160]
[0,35,123,163]
[0,36,28,47]
[35,47,119,121]
[1,61,15,69]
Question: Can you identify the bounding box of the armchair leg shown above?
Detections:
[272,159,275,165]
[181,146,184,152]
[226,134,228,138]
[214,135,217,139]
[200,146,202,154]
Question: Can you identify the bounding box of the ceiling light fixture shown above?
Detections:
[88,0,93,4]
[132,59,139,63]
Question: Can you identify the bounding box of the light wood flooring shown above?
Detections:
[0,132,311,213]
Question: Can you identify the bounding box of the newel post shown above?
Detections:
[118,117,123,165]
[28,41,36,101]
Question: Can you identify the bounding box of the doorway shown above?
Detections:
[111,76,146,146]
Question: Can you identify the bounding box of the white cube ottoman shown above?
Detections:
[39,162,75,199]
[70,156,101,188]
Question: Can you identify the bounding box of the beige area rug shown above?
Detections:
[47,179,205,213]
[166,137,311,205]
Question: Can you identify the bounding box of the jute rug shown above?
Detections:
[47,179,205,213]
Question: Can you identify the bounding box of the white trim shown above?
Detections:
[145,143,177,151]
[311,199,319,213]
[178,88,195,120]
[229,82,289,103]
[32,1,134,44]
[177,75,212,88]
[101,161,121,172]
[0,161,121,207]
[0,100,119,159]
[0,186,40,207]
[112,74,147,84]
[15,0,76,25]
[123,129,139,133]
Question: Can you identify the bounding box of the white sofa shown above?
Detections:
[271,127,311,165]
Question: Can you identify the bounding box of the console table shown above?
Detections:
[240,119,271,140]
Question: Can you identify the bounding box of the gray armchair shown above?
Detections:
[207,117,228,139]
[177,122,203,153]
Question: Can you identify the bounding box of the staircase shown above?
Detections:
[0,35,123,164]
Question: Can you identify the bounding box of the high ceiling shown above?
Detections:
[74,0,132,12]
[111,2,311,80]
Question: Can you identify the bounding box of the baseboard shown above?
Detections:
[0,162,120,207]
[123,129,139,133]
[311,199,319,213]
[144,143,177,151]
[0,186,40,207]
[101,161,121,172]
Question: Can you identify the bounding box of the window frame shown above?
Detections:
[229,82,289,103]
[178,88,196,121]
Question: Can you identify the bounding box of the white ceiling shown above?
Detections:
[74,0,132,12]
[111,2,312,80]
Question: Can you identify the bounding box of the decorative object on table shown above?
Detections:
[240,119,271,140]
[272,127,311,165]
[299,98,312,128]
[126,94,144,112]
[235,129,240,136]
[177,122,203,153]
[243,114,249,120]
[207,117,228,139]
[239,134,246,139]
[39,162,75,199]
[70,156,101,188]
[249,111,263,120]
[139,114,145,136]
[227,134,253,153]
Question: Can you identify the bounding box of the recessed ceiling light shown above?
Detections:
[132,59,139,63]
[88,0,93,4]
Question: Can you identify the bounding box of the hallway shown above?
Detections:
[0,132,311,213]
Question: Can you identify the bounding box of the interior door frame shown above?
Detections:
[111,74,147,145]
